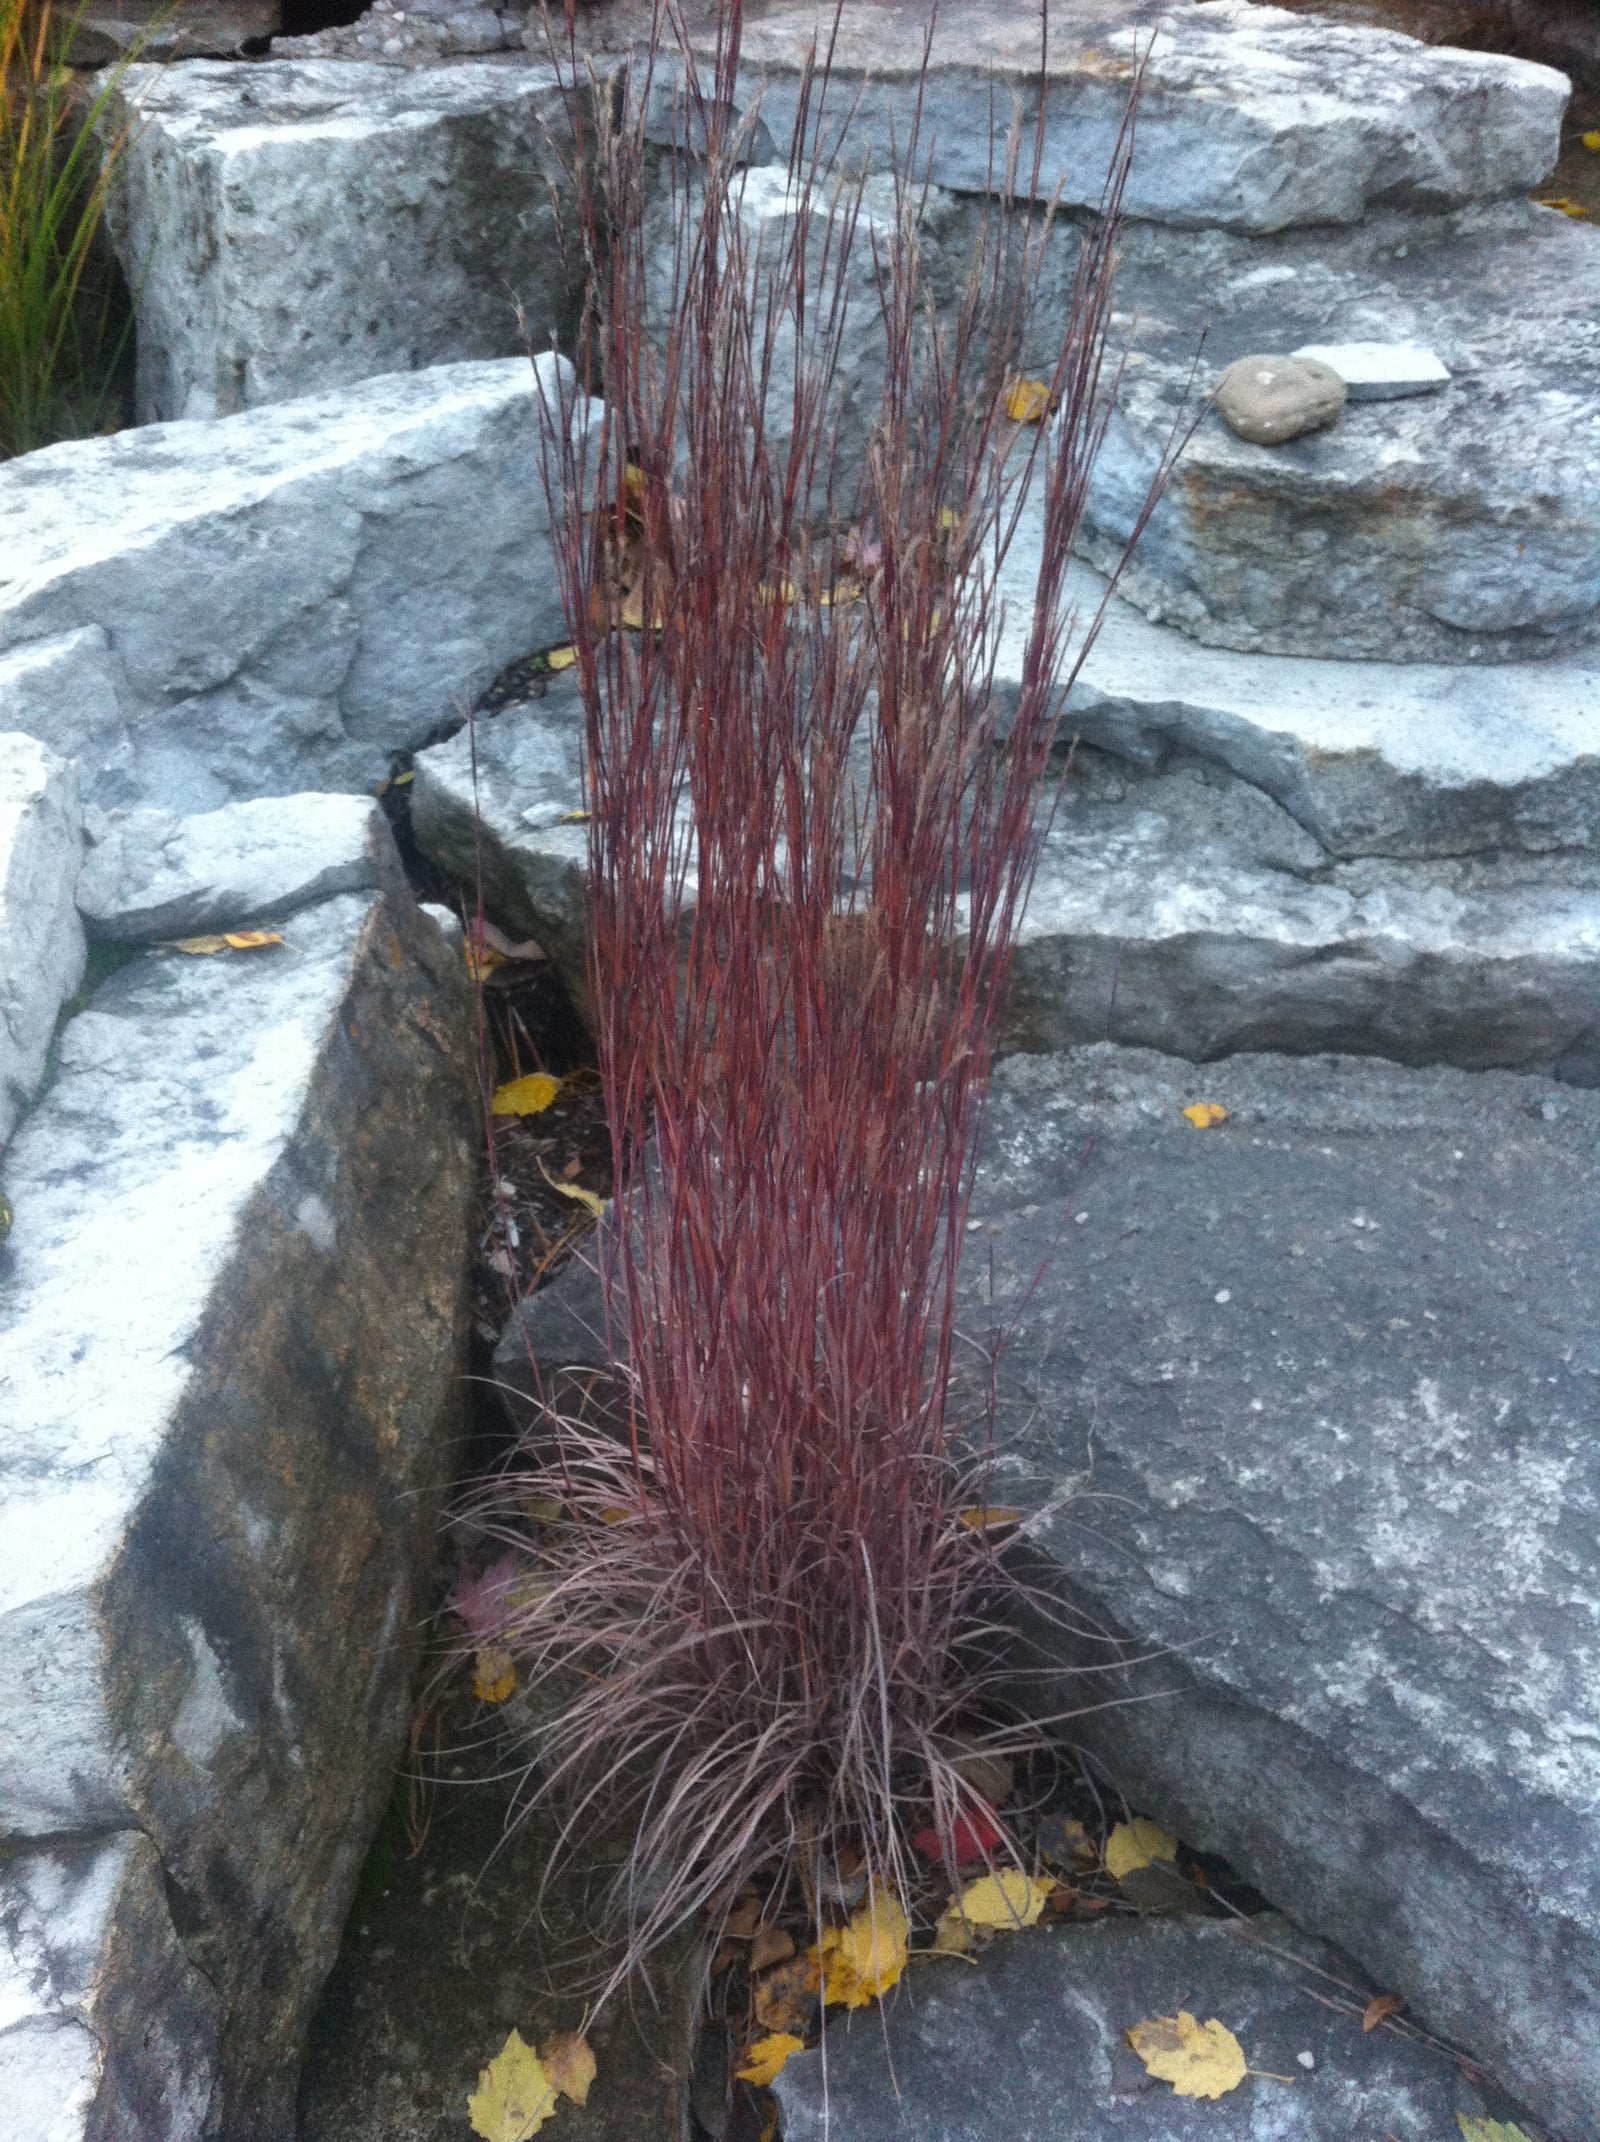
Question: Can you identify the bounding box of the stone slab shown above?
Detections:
[1003,762,1600,1081]
[1078,199,1600,661]
[105,59,586,423]
[967,1043,1600,2140]
[412,681,1600,1081]
[67,0,279,63]
[698,0,1565,232]
[0,1831,224,2141]
[1290,339,1451,400]
[775,1911,1506,2139]
[0,732,84,1150]
[998,543,1600,861]
[0,886,477,2135]
[0,358,588,813]
[76,790,406,941]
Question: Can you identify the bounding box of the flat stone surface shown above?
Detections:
[1003,760,1600,1080]
[697,0,1565,232]
[0,887,477,2136]
[0,358,586,813]
[412,681,1600,1080]
[1291,339,1452,399]
[775,1911,1505,2138]
[106,60,585,423]
[66,0,279,62]
[76,790,405,941]
[1079,199,1600,661]
[967,1044,1600,2140]
[0,733,84,1149]
[997,547,1600,862]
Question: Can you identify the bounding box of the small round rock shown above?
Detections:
[1213,354,1346,445]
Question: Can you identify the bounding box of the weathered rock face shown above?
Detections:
[0,886,477,2139]
[776,1911,1510,2138]
[971,1045,1600,2142]
[709,0,1565,231]
[77,791,406,941]
[0,358,587,813]
[105,60,588,424]
[0,732,85,1149]
[1081,201,1600,661]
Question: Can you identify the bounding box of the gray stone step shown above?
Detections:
[999,549,1600,863]
[716,0,1564,232]
[411,678,1600,1081]
[774,1911,1514,2139]
[0,358,588,814]
[0,885,476,2138]
[966,1044,1600,2141]
[1078,199,1600,662]
[105,59,584,423]
[1005,759,1600,1081]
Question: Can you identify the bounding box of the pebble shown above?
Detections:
[1213,354,1346,445]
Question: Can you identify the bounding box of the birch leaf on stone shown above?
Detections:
[810,1889,909,2008]
[737,2033,804,2086]
[467,2030,557,2140]
[1126,2012,1247,2099]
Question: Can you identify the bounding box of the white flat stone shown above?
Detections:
[0,358,593,813]
[1291,338,1452,399]
[105,59,587,422]
[0,733,84,1150]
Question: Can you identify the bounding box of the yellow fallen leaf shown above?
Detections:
[754,1953,814,2033]
[1583,131,1600,152]
[557,810,591,825]
[1458,2122,1535,2142]
[1104,1818,1178,1880]
[934,1869,1050,1956]
[1181,1101,1227,1128]
[173,934,230,954]
[540,2030,596,2108]
[1537,194,1591,218]
[1126,2012,1247,2099]
[466,943,506,980]
[536,1157,607,1218]
[223,930,284,950]
[491,1073,562,1118]
[523,1496,564,1525]
[546,645,578,672]
[597,1504,632,1525]
[811,1888,909,2009]
[467,2030,557,2140]
[390,769,414,786]
[956,1506,1023,1532]
[473,1645,517,1704]
[737,2033,805,2086]
[1002,376,1051,423]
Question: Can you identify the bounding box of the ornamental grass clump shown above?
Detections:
[0,0,137,458]
[462,0,1166,1988]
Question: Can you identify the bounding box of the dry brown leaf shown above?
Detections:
[1362,1991,1404,2032]
[751,1924,796,1972]
[754,1953,815,2035]
[736,2033,804,2087]
[467,2030,556,2140]
[723,1893,763,1940]
[1125,2012,1247,2099]
[539,2029,596,2108]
